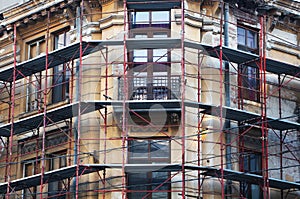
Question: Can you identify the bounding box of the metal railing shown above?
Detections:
[118,76,181,100]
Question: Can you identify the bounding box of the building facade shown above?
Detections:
[0,0,299,198]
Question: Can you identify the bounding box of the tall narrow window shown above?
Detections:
[240,152,262,199]
[122,10,180,101]
[239,128,262,199]
[52,29,70,104]
[48,152,67,198]
[239,65,260,102]
[127,139,171,199]
[26,38,46,112]
[23,159,41,198]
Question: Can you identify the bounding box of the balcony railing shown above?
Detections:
[118,76,180,100]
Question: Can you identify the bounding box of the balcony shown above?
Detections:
[118,76,181,100]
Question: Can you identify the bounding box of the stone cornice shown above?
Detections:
[267,0,300,17]
[0,0,78,36]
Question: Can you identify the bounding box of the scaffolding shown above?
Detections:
[0,0,299,198]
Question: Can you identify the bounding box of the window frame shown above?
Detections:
[48,150,68,198]
[26,37,46,112]
[127,138,171,199]
[237,25,259,54]
[239,65,260,102]
[20,129,69,198]
[51,28,71,104]
[22,158,41,199]
[127,10,172,101]
[239,127,263,199]
[129,10,171,30]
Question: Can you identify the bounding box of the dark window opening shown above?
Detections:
[240,152,262,199]
[239,127,263,199]
[127,139,171,199]
[52,29,71,104]
[239,65,260,102]
[48,151,68,198]
[237,26,258,54]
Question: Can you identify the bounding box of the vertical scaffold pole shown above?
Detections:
[180,0,186,198]
[278,74,283,199]
[6,23,17,199]
[75,0,84,198]
[103,47,108,199]
[122,0,128,198]
[197,50,201,197]
[39,10,50,199]
[219,1,225,198]
[260,15,269,199]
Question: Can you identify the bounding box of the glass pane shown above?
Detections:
[135,12,149,24]
[237,27,246,46]
[38,40,46,55]
[24,163,33,177]
[127,172,149,198]
[152,171,168,180]
[243,155,249,172]
[150,140,169,158]
[133,50,148,62]
[250,153,261,173]
[153,33,168,38]
[133,72,147,86]
[57,34,65,49]
[241,65,259,101]
[152,11,169,24]
[153,49,168,62]
[251,184,261,199]
[247,30,257,49]
[247,67,257,89]
[60,155,67,167]
[151,172,169,198]
[128,140,148,158]
[153,87,168,100]
[152,191,168,199]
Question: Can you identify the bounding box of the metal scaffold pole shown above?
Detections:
[180,0,186,198]
[122,0,128,198]
[219,1,225,198]
[39,10,50,199]
[5,22,17,199]
[103,46,108,199]
[260,15,269,199]
[75,0,84,198]
[278,74,283,199]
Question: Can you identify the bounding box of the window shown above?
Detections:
[239,65,260,102]
[123,10,179,101]
[26,38,46,112]
[237,26,258,54]
[130,48,171,100]
[20,130,69,198]
[240,152,262,199]
[23,159,41,198]
[52,29,70,104]
[130,11,170,29]
[127,139,171,199]
[22,153,68,199]
[48,152,67,198]
[239,128,262,199]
